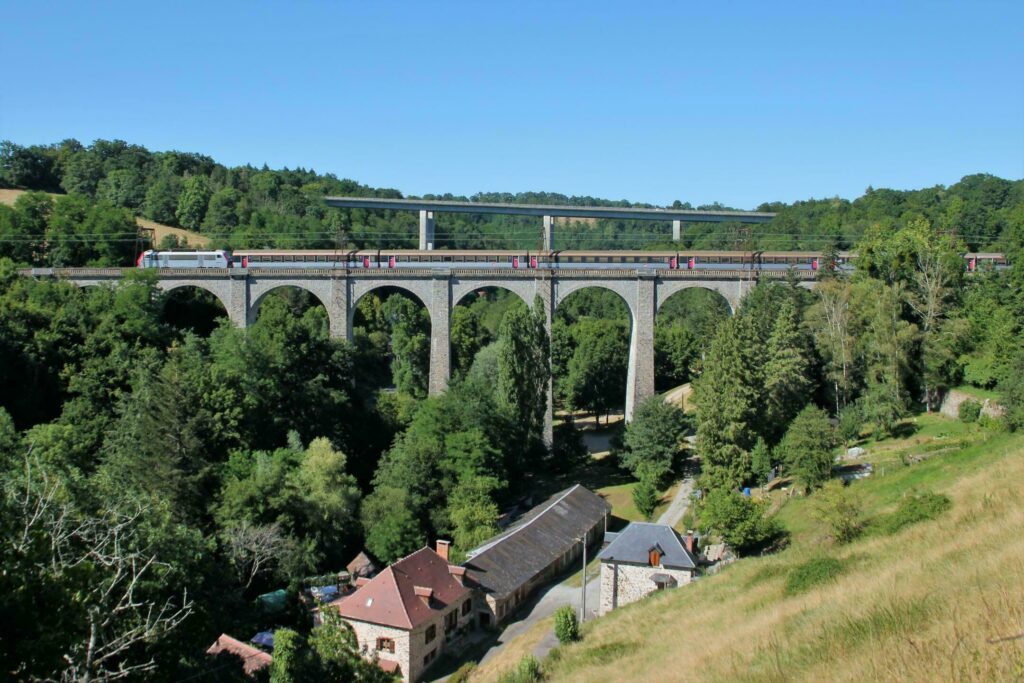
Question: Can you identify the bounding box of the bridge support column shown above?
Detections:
[229,276,250,329]
[329,277,350,339]
[419,211,435,250]
[535,277,555,448]
[543,215,554,251]
[428,273,451,395]
[625,273,656,422]
[672,220,682,242]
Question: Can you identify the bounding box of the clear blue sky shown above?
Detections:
[1,1,1021,209]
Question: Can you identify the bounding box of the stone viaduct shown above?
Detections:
[36,265,815,443]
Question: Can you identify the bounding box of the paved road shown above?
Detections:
[476,570,601,667]
[656,475,695,528]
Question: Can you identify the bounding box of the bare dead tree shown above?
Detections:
[223,521,288,589]
[6,458,193,682]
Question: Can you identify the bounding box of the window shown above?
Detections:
[423,649,437,666]
[376,637,395,653]
[425,625,436,644]
[445,610,458,633]
[461,599,471,616]
[649,548,661,567]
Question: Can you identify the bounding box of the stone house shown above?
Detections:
[463,484,611,627]
[597,522,698,616]
[326,543,473,682]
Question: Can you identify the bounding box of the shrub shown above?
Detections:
[449,662,477,683]
[958,399,982,423]
[699,489,780,554]
[554,605,580,644]
[838,406,862,447]
[632,475,659,521]
[880,491,952,534]
[785,556,843,595]
[812,480,865,544]
[498,655,542,683]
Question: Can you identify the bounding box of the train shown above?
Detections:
[136,249,1008,272]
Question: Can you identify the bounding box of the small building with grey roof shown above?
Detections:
[462,484,611,627]
[597,522,699,615]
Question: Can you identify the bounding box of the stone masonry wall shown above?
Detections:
[346,619,411,681]
[598,561,693,616]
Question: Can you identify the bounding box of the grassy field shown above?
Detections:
[490,415,1024,682]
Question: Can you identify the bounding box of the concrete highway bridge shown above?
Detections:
[27,264,813,442]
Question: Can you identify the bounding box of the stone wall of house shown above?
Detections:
[341,592,474,681]
[939,389,1005,420]
[346,619,411,681]
[598,562,693,616]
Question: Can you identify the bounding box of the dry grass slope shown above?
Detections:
[532,429,1024,682]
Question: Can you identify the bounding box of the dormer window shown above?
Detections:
[648,546,662,567]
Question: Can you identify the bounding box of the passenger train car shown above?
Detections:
[136,249,1008,272]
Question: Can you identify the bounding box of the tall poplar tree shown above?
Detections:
[497,296,550,446]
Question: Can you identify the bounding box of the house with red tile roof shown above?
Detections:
[206,634,273,677]
[324,543,473,682]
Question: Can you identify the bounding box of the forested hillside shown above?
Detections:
[2,139,1022,264]
[2,137,1024,681]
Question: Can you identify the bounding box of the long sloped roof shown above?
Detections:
[597,522,697,570]
[462,484,610,598]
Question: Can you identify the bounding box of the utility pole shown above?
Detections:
[579,535,588,622]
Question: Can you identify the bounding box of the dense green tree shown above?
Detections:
[750,437,773,486]
[497,296,550,446]
[776,405,836,490]
[620,396,687,485]
[694,316,761,489]
[762,298,814,442]
[0,141,58,190]
[143,172,183,225]
[360,485,425,564]
[561,318,627,421]
[451,304,489,376]
[381,293,430,397]
[175,174,212,230]
[632,474,660,520]
[203,187,243,233]
[97,167,146,211]
[655,323,699,388]
[855,281,917,435]
[0,191,52,264]
[59,149,104,197]
[999,348,1024,431]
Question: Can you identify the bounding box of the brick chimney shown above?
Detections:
[448,565,466,586]
[414,586,434,606]
[685,530,695,554]
[435,539,451,562]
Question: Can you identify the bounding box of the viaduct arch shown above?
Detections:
[38,266,815,443]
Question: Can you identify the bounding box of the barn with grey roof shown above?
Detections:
[462,484,610,626]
